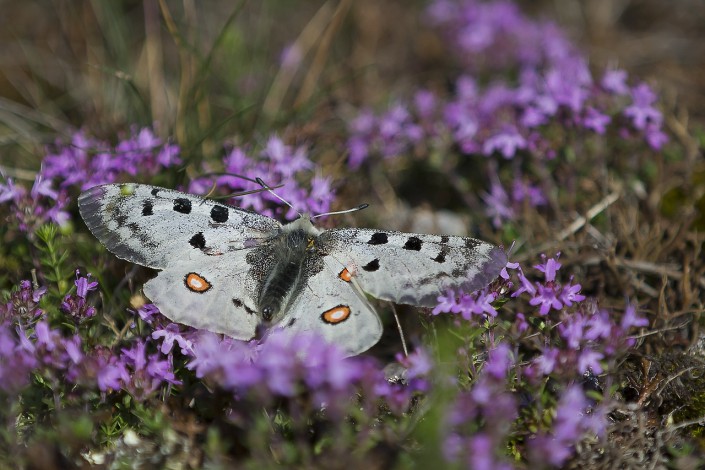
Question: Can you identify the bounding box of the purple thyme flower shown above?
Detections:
[601,68,629,95]
[0,279,47,323]
[484,343,513,380]
[620,304,649,330]
[136,303,161,324]
[577,349,604,374]
[61,271,99,320]
[582,106,611,135]
[482,128,527,159]
[624,83,662,131]
[528,385,607,467]
[152,323,195,356]
[529,284,563,315]
[75,272,98,298]
[535,254,561,283]
[559,276,586,307]
[482,179,515,228]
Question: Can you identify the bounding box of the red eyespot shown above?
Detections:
[338,267,353,282]
[184,272,212,293]
[321,305,351,324]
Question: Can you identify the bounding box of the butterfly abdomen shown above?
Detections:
[256,229,310,323]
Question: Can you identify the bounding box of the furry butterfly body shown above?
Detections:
[79,183,506,355]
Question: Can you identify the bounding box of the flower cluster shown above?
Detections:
[61,271,99,321]
[0,174,70,233]
[188,135,334,219]
[0,281,82,393]
[512,254,585,316]
[432,253,650,466]
[528,386,608,467]
[0,279,46,323]
[443,343,518,469]
[42,127,181,190]
[189,330,375,406]
[531,302,648,377]
[346,0,668,227]
[0,277,181,400]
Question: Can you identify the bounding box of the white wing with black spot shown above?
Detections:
[78,183,281,269]
[318,228,507,307]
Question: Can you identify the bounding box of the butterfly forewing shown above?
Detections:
[318,228,507,307]
[78,183,281,269]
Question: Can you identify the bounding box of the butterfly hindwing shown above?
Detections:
[142,250,260,339]
[318,228,507,307]
[284,254,382,356]
[78,183,281,269]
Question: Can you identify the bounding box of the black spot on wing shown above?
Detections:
[362,259,380,272]
[189,232,206,249]
[464,238,481,249]
[368,232,388,245]
[115,213,129,227]
[151,188,160,196]
[441,235,450,243]
[404,236,423,251]
[142,200,154,216]
[173,198,192,214]
[211,205,229,223]
[432,247,448,263]
[287,317,296,327]
[127,222,140,234]
[233,298,256,315]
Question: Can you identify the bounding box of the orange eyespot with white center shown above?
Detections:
[338,267,354,282]
[184,272,212,293]
[321,305,351,324]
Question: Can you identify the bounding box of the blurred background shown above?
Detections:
[0,0,702,174]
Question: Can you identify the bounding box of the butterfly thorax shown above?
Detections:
[256,216,321,324]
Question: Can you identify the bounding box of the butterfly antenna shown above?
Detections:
[311,203,369,219]
[255,177,300,215]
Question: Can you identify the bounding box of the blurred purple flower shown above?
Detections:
[529,385,607,467]
[0,174,70,233]
[137,303,161,323]
[483,179,515,228]
[624,83,662,131]
[601,68,629,95]
[583,106,611,134]
[577,349,604,374]
[484,343,513,380]
[620,303,649,330]
[43,127,181,190]
[188,329,382,409]
[482,128,527,159]
[280,43,303,69]
[152,323,195,356]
